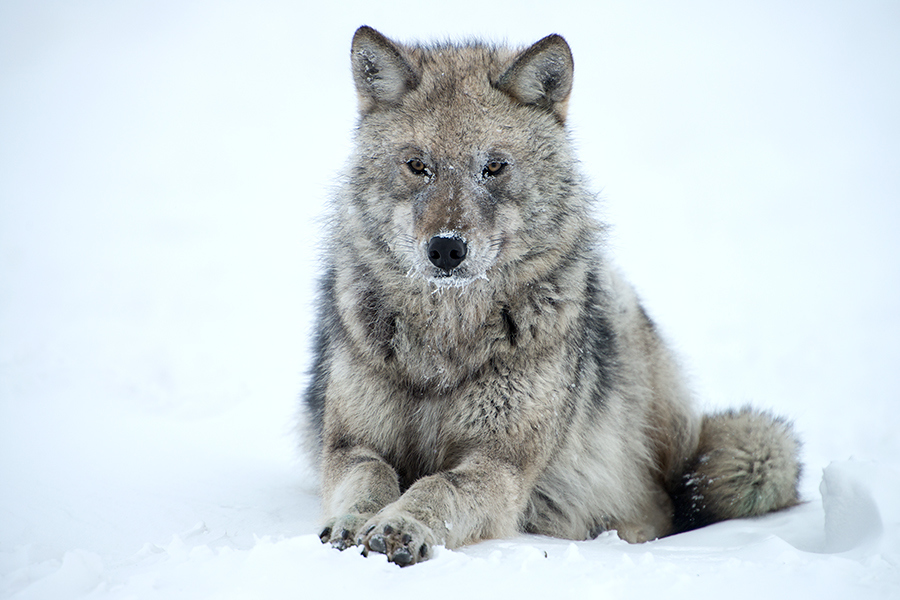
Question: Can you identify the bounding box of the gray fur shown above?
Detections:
[302,26,801,566]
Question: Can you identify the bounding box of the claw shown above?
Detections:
[319,527,332,543]
[357,524,376,545]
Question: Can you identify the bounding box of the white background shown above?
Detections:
[1,1,898,597]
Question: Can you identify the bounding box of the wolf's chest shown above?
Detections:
[377,396,466,490]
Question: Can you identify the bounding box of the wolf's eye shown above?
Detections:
[483,161,506,177]
[407,159,428,175]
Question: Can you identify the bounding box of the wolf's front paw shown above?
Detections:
[319,513,373,551]
[358,514,438,566]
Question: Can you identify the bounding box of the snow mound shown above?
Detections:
[821,460,897,555]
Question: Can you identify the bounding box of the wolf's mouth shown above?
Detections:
[425,266,489,288]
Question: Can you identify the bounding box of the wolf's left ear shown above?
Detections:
[497,34,574,122]
[351,26,419,113]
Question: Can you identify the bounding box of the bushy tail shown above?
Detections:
[671,407,801,533]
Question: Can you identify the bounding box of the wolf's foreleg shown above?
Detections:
[357,454,526,566]
[319,444,401,550]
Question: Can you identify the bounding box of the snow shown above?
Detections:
[1,1,899,598]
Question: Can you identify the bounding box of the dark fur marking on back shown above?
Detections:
[583,270,618,409]
[500,305,518,347]
[304,267,340,447]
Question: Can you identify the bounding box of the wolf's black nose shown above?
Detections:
[427,236,467,271]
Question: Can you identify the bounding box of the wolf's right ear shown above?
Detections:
[497,34,574,122]
[351,26,419,113]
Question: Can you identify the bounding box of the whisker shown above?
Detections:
[389,232,419,251]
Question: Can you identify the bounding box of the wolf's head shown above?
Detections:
[338,27,593,291]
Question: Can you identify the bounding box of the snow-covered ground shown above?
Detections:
[1,1,898,598]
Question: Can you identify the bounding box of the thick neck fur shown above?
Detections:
[330,216,598,392]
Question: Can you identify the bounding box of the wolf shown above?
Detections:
[302,26,801,566]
